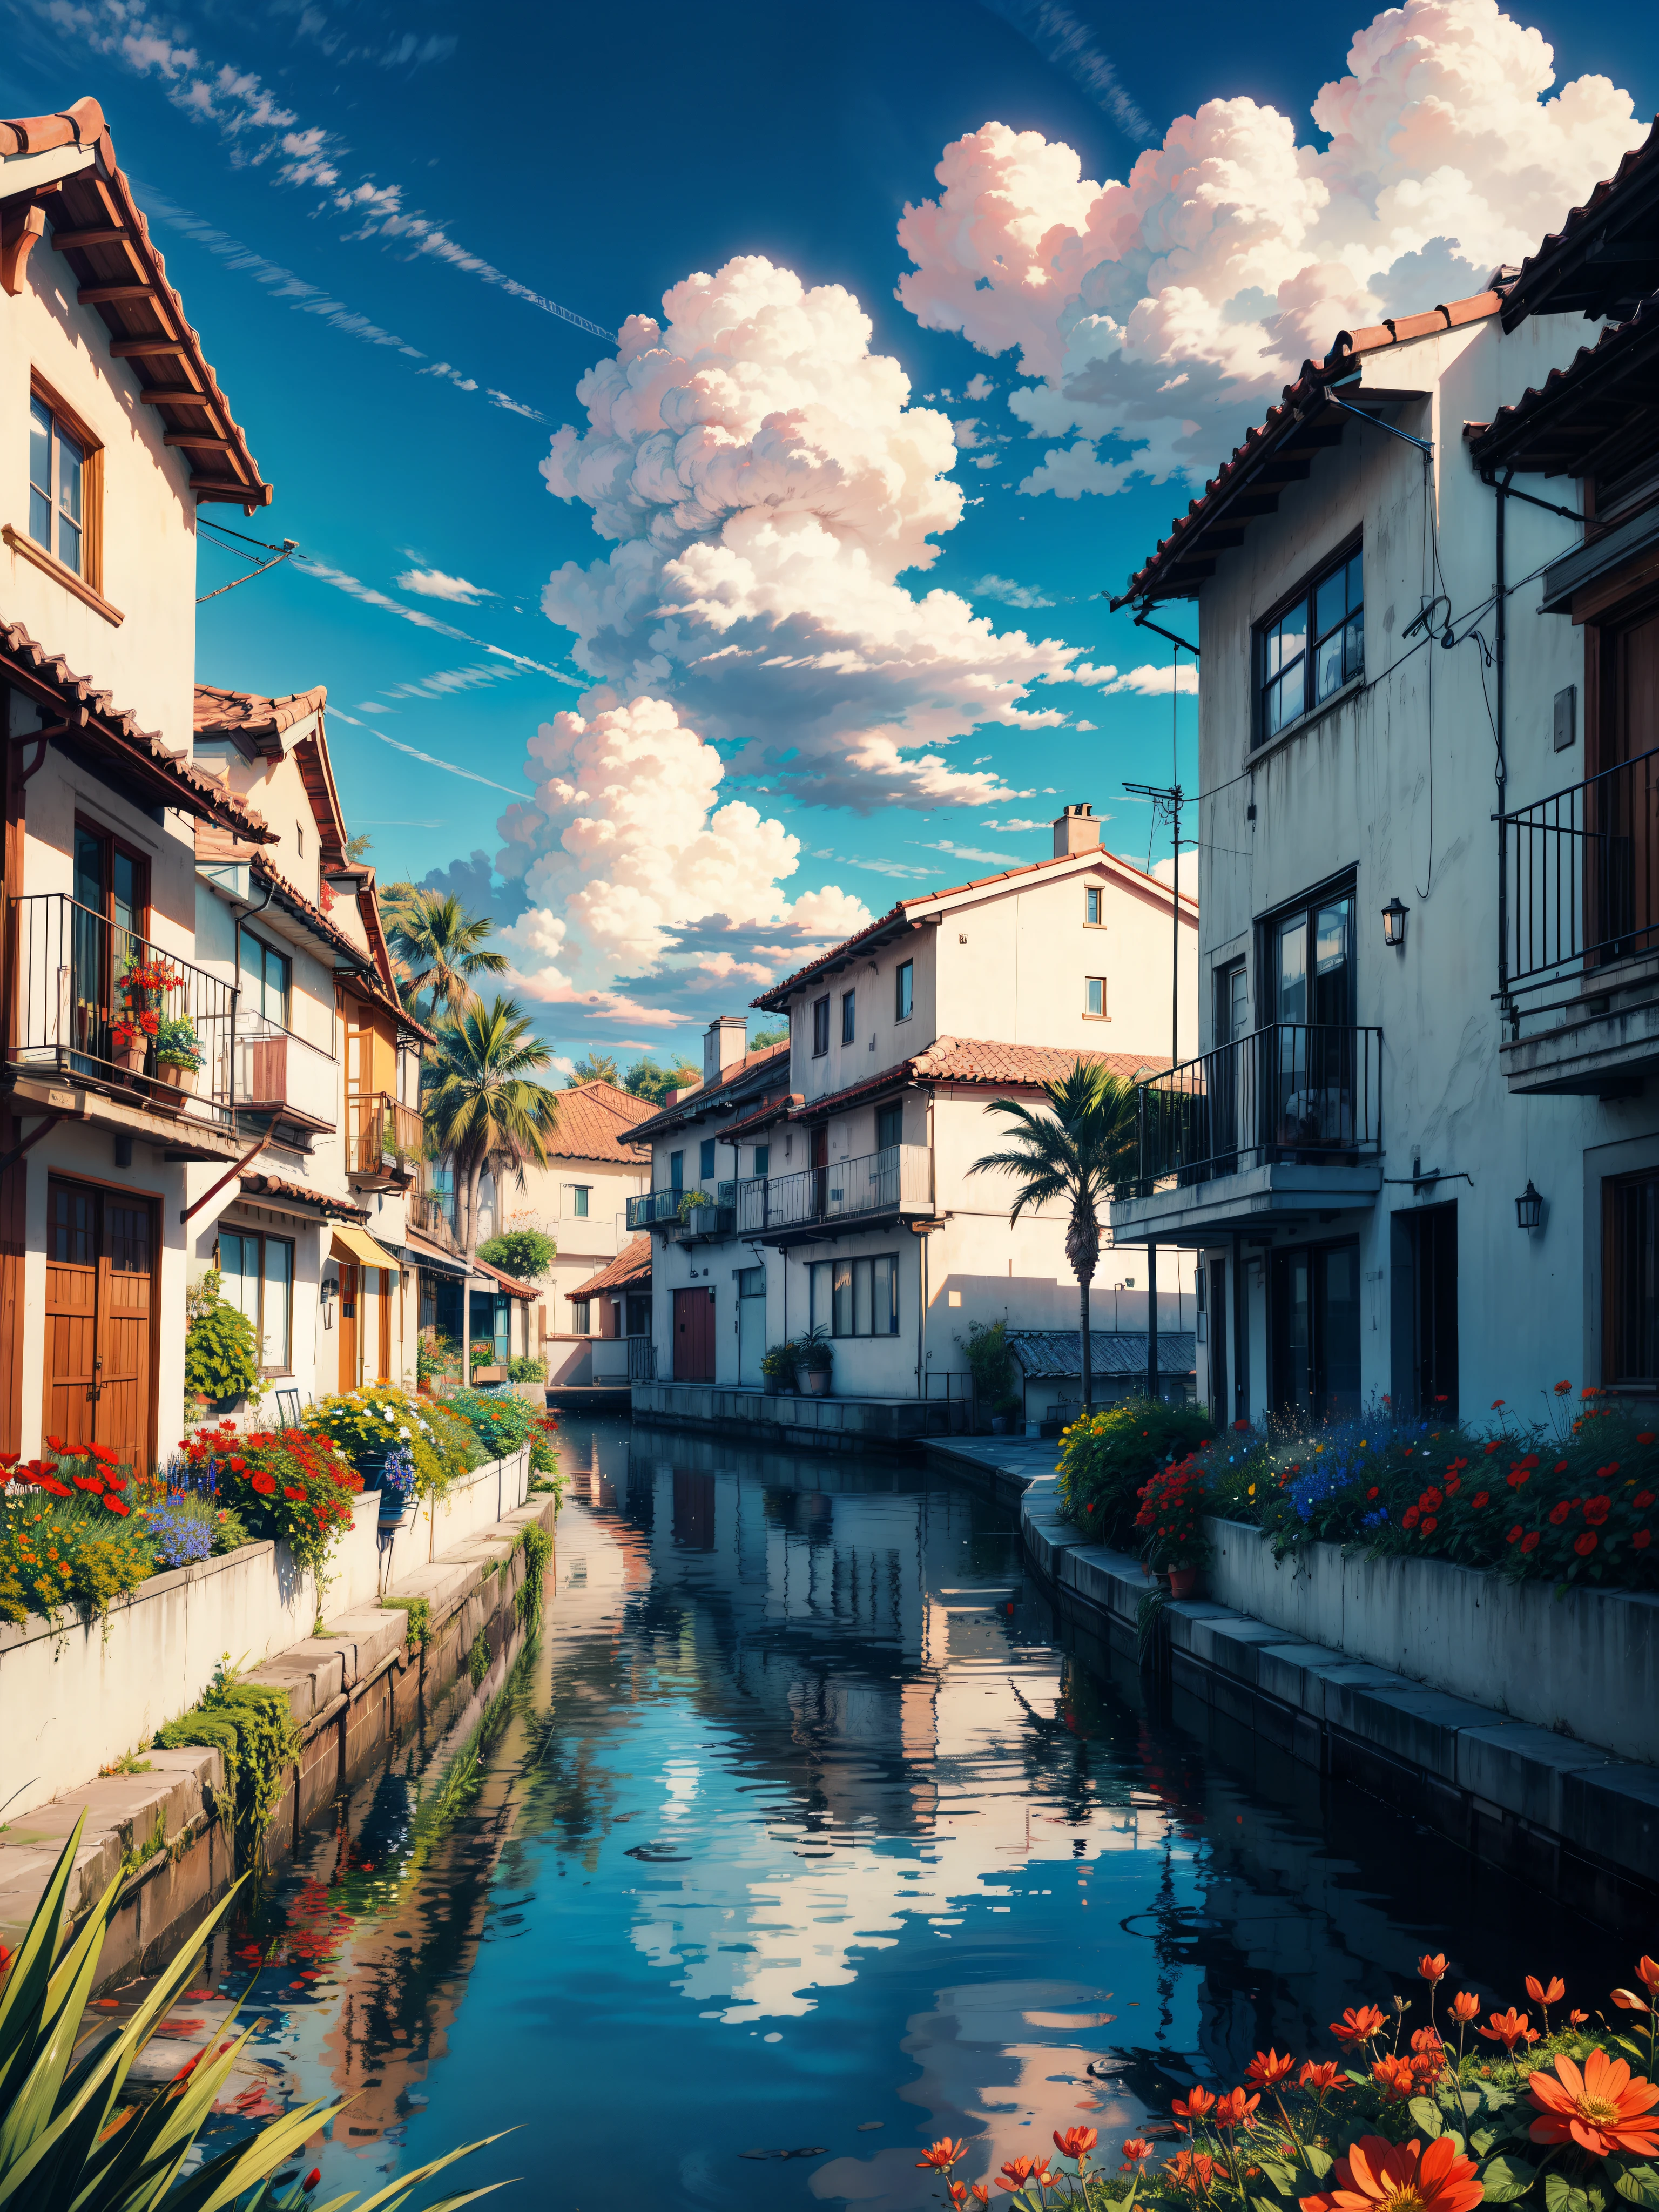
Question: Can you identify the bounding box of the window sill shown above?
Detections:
[1247,675,1365,770]
[1082,1013,1113,1022]
[2,524,124,626]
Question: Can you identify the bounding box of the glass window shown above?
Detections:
[51,1182,93,1266]
[217,1230,294,1372]
[699,1139,716,1179]
[1085,976,1106,1017]
[832,1258,853,1336]
[876,1101,903,1151]
[895,961,913,1020]
[1258,548,1362,743]
[1276,916,1308,1026]
[573,1300,591,1334]
[240,933,291,1028]
[812,996,830,1055]
[1215,960,1249,1046]
[807,1253,900,1336]
[28,393,85,577]
[737,1266,765,1297]
[572,1185,590,1218]
[841,988,856,1044]
[1085,887,1102,926]
[753,1143,770,1177]
[670,1151,683,1190]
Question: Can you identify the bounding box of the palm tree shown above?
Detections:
[967,1060,1139,1411]
[390,889,508,1019]
[424,996,562,1271]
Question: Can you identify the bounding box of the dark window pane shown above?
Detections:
[841,989,855,1043]
[896,961,913,1020]
[1344,610,1364,682]
[1314,568,1346,640]
[832,1258,853,1336]
[754,1144,770,1177]
[876,1102,902,1150]
[1316,625,1344,702]
[699,1139,716,1179]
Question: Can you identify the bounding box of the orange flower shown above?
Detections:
[1300,2136,1483,2212]
[1121,2141,1152,2168]
[1411,2028,1445,2056]
[1526,1975,1564,2007]
[1246,2050,1297,2087]
[1298,2063,1345,2096]
[1053,2127,1097,2164]
[1173,2087,1216,2124]
[1169,2152,1216,2195]
[1371,2057,1414,2098]
[1418,1954,1447,1984]
[996,2158,1036,2191]
[1641,1959,1659,1994]
[1613,1988,1651,2014]
[1479,2008,1538,2053]
[972,2191,990,2207]
[1528,2049,1659,2159]
[1330,2006,1388,2048]
[1449,1992,1481,2024]
[1214,2090,1260,2129]
[918,2141,968,2173]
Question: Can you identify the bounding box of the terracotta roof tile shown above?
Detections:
[239,1172,366,1221]
[544,1081,658,1163]
[628,1044,791,1142]
[194,684,325,751]
[567,1235,652,1302]
[1,98,269,509]
[1,620,274,841]
[790,1037,1170,1123]
[1469,294,1659,473]
[1111,292,1501,608]
[1501,117,1659,329]
[473,1255,542,1300]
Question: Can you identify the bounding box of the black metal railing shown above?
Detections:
[627,1186,689,1230]
[736,1143,933,1233]
[1130,1023,1382,1190]
[1502,747,1659,1002]
[628,1336,655,1381]
[8,894,237,1125]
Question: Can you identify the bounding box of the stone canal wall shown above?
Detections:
[0,1464,549,1992]
[925,1439,1659,1931]
[632,1378,969,1450]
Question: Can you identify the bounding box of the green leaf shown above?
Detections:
[1614,2036,1651,2065]
[1410,2098,1446,2139]
[1608,2160,1659,2209]
[1482,2155,1541,2202]
[1301,2149,1335,2182]
[1544,2170,1603,2212]
[1472,2129,1500,2157]
[1482,2082,1519,2113]
[1255,2157,1298,2193]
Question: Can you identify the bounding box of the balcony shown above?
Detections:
[410,1189,460,1250]
[4,893,245,1159]
[346,1092,422,1186]
[1500,748,1659,1094]
[1108,1023,1384,1245]
[738,1142,934,1245]
[625,1186,737,1241]
[233,1014,337,1144]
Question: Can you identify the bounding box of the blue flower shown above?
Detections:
[1361,1508,1388,1529]
[149,1500,214,1567]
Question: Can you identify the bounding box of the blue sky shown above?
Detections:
[3,0,1655,1073]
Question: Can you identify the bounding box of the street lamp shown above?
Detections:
[1381,895,1409,949]
[1515,1179,1544,1231]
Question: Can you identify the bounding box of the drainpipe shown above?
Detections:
[1495,468,1512,1020]
[1146,1239,1158,1402]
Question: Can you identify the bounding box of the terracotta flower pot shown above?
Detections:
[157,1062,198,1093]
[112,1035,146,1075]
[802,1368,830,1395]
[1166,1564,1200,1600]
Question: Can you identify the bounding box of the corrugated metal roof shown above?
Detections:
[1006,1330,1196,1378]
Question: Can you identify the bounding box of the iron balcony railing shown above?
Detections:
[736,1142,933,1234]
[1501,746,1659,1014]
[410,1189,460,1247]
[1130,1023,1382,1190]
[624,1185,738,1238]
[628,1186,691,1230]
[346,1091,422,1178]
[8,893,237,1126]
[234,1011,338,1129]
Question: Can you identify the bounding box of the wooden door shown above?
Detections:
[43,1177,154,1467]
[338,1261,359,1390]
[1590,607,1659,959]
[673,1286,716,1381]
[811,1125,828,1218]
[377,1266,392,1382]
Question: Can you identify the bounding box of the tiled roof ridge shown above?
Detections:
[1,99,269,508]
[1114,289,1502,607]
[239,1171,367,1221]
[249,849,431,1038]
[193,683,327,739]
[1501,116,1659,326]
[562,1078,656,1120]
[567,1234,652,1301]
[1,619,273,841]
[1469,292,1659,464]
[626,1042,791,1141]
[791,1036,1171,1123]
[472,1255,541,1300]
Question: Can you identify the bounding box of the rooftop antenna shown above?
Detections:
[197,518,299,604]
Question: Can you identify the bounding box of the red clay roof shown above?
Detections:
[629,1043,791,1142]
[1,99,269,509]
[793,1036,1171,1122]
[721,1092,800,1141]
[754,846,1193,1011]
[239,1172,367,1221]
[1501,117,1659,331]
[1,620,274,841]
[473,1255,542,1300]
[567,1235,652,1302]
[545,1080,658,1163]
[1111,292,1501,608]
[195,683,352,872]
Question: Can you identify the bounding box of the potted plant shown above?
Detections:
[799,1326,833,1397]
[1133,1452,1214,1599]
[154,1014,203,1093]
[109,1018,149,1075]
[677,1189,713,1226]
[470,1337,506,1382]
[379,1446,417,1528]
[989,1391,1024,1437]
[761,1339,800,1394]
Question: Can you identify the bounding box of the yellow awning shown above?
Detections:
[330,1225,400,1271]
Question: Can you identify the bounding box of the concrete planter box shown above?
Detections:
[375,1443,532,1589]
[1204,1516,1659,1765]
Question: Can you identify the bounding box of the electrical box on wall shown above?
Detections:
[1554,685,1576,752]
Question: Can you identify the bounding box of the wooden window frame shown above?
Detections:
[1084,975,1109,1020]
[895,959,914,1022]
[9,372,118,624]
[73,813,152,936]
[241,928,293,1030]
[1084,886,1104,927]
[572,1299,591,1334]
[841,987,856,1044]
[1602,1168,1659,1388]
[216,1225,296,1377]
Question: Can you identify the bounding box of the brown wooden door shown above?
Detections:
[812,1125,828,1218]
[43,1177,154,1468]
[377,1267,392,1382]
[673,1286,716,1381]
[338,1261,359,1390]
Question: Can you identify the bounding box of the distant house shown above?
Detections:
[564,1235,652,1386]
[1005,1331,1197,1426]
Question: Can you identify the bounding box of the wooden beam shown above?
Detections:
[191,476,272,506]
[164,433,235,450]
[137,389,215,407]
[110,338,186,358]
[49,224,129,250]
[78,283,154,305]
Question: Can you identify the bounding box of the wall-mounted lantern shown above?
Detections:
[1515,1180,1544,1232]
[1381,895,1410,949]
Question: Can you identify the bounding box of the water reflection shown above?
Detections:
[191,1417,1632,2212]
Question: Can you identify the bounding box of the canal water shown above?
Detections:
[191,1416,1634,2212]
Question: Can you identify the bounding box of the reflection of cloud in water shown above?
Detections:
[811,1980,1148,2212]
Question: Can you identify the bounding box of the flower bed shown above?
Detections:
[915,1951,1659,2212]
[174,1421,361,1579]
[306,1384,484,1503]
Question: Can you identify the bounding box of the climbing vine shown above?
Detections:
[154,1654,301,1869]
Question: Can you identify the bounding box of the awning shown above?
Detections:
[397,1231,471,1282]
[330,1225,401,1271]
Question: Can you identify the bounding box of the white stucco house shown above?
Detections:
[1105,118,1659,1422]
[629,807,1198,1412]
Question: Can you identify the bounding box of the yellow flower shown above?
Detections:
[1247,1483,1256,1498]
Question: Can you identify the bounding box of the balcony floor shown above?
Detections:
[4,1068,249,1163]
[1502,979,1659,1096]
[1108,1157,1382,1245]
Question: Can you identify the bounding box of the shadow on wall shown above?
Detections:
[936,1274,1191,1333]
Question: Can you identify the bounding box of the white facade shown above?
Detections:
[637,818,1198,1408]
[1107,282,1655,1421]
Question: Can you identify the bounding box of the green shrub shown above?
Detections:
[183,1292,260,1405]
[417,1331,459,1381]
[530,1410,560,1478]
[959,1318,1016,1410]
[383,1593,433,1649]
[467,1625,490,1686]
[449,1386,536,1455]
[761,1340,799,1388]
[155,1651,301,1866]
[477,1228,556,1278]
[307,1383,456,1501]
[1056,1396,1218,1547]
[508,1354,547,1381]
[420,1392,488,1475]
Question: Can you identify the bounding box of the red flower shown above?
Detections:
[1213,2089,1260,2129]
[102,1493,129,1515]
[1449,1992,1480,2024]
[1298,2062,1344,2095]
[1053,2127,1097,2163]
[1420,1517,1438,1536]
[251,1471,276,1495]
[1522,1532,1541,1553]
[917,2140,967,2173]
[1299,2134,1483,2212]
[1403,1506,1421,1529]
[1637,1530,1653,1549]
[1636,1491,1656,1510]
[1526,1975,1565,2006]
[1172,2087,1216,2123]
[283,1486,305,1501]
[1121,2141,1152,2168]
[1330,2006,1387,2048]
[1472,1492,1489,1508]
[1549,1502,1571,1526]
[1371,2056,1414,2096]
[1418,1954,1447,1983]
[1528,2049,1659,2159]
[1575,1533,1599,1556]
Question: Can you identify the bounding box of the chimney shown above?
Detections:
[1054,802,1101,858]
[704,1015,748,1084]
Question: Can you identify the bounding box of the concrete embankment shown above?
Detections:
[926,1438,1659,1933]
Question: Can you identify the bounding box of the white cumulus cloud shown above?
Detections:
[537,255,1100,810]
[396,568,494,603]
[897,0,1645,502]
[1079,661,1199,697]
